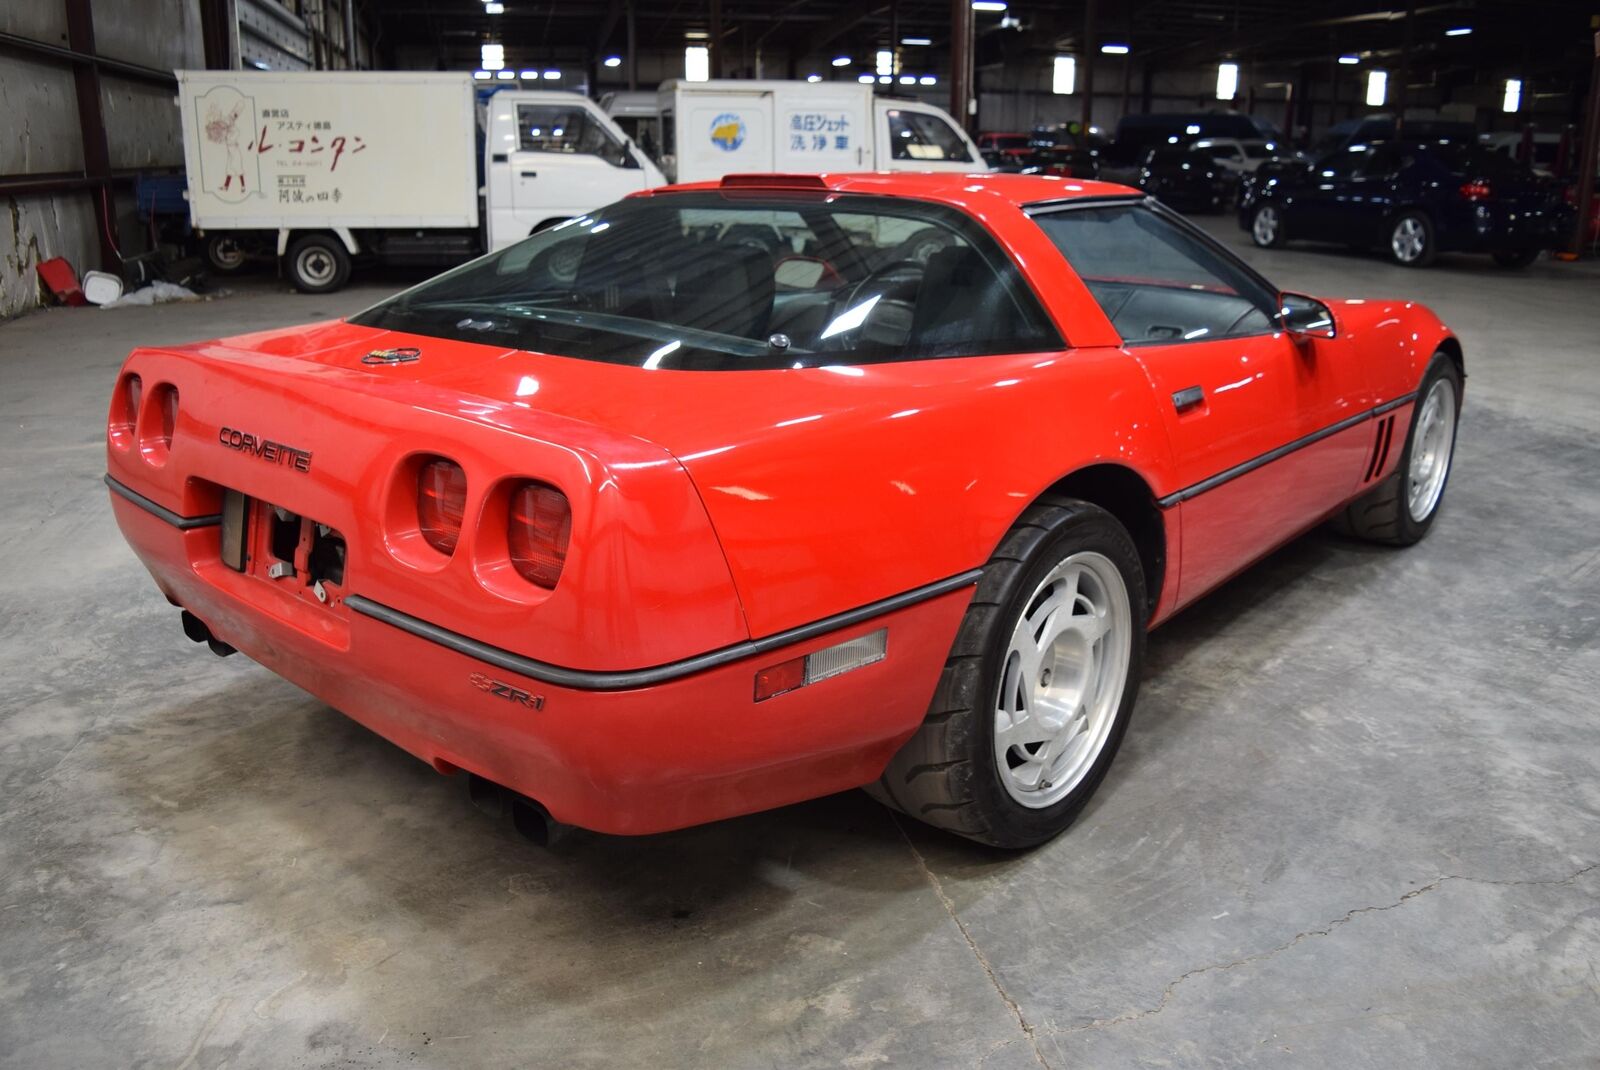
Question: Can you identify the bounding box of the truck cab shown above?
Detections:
[656,80,984,184]
[482,90,667,251]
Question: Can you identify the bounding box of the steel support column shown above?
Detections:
[63,0,119,272]
[1080,0,1096,133]
[1569,32,1600,256]
[949,0,973,132]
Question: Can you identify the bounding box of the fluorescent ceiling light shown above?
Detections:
[684,30,709,39]
[1365,69,1387,106]
[806,73,822,82]
[899,75,915,85]
[543,69,560,79]
[1445,26,1472,36]
[519,68,538,78]
[603,56,622,67]
[857,73,875,83]
[495,70,515,80]
[1338,54,1360,65]
[1502,78,1521,113]
[1100,43,1130,55]
[481,43,504,70]
[484,2,503,12]
[832,55,851,66]
[472,70,491,80]
[685,45,709,81]
[919,75,937,85]
[1052,55,1075,95]
[902,37,932,46]
[876,49,894,76]
[1216,62,1238,100]
[972,1,1007,11]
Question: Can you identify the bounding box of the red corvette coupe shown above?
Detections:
[106,172,1462,847]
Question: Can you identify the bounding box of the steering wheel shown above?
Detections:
[824,259,927,351]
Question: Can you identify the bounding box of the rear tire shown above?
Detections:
[1387,210,1437,267]
[204,234,249,274]
[1336,353,1461,546]
[285,234,352,294]
[867,499,1146,848]
[1492,248,1539,269]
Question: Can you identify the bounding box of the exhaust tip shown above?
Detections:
[206,637,237,657]
[180,610,210,644]
[465,773,569,848]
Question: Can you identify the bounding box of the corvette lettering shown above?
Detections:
[218,427,313,472]
[469,672,545,711]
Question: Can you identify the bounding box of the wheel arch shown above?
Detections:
[1033,463,1167,622]
[1434,333,1465,383]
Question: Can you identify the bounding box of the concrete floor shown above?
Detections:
[2,224,1598,1070]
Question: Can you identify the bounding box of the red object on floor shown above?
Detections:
[36,258,88,306]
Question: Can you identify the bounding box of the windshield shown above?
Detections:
[351,192,1060,370]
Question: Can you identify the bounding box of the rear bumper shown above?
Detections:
[109,480,975,835]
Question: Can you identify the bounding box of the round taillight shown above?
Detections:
[109,373,141,450]
[508,482,570,589]
[140,383,179,464]
[417,459,467,555]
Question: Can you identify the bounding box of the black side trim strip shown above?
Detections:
[1154,394,1417,508]
[1372,391,1418,417]
[105,474,222,529]
[345,568,985,692]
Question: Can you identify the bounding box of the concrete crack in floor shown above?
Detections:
[1052,861,1600,1038]
[889,815,1053,1070]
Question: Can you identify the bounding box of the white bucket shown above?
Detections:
[82,270,124,306]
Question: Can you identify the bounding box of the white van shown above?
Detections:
[656,80,985,183]
[176,71,665,291]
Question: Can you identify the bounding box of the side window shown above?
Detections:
[516,105,630,166]
[885,109,973,162]
[1034,204,1277,344]
[1320,145,1373,178]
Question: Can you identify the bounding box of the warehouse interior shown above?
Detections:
[3,1,1600,1067]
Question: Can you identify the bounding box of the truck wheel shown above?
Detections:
[1335,353,1461,546]
[286,234,351,293]
[867,499,1146,848]
[204,234,249,274]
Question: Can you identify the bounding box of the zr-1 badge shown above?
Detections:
[469,672,545,710]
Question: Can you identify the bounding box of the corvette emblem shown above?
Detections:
[361,347,421,365]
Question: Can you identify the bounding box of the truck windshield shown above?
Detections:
[350,192,1059,370]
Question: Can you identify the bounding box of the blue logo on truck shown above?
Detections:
[709,113,746,151]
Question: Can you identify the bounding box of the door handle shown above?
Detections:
[520,170,538,178]
[1172,385,1205,412]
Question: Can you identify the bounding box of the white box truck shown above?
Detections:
[176,70,665,292]
[656,79,985,183]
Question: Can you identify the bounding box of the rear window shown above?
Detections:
[351,192,1060,370]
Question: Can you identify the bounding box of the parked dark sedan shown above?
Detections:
[1239,140,1569,267]
[1137,145,1231,213]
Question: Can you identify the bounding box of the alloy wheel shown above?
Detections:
[993,551,1132,809]
[1406,377,1457,522]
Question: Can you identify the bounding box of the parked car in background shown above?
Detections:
[1308,114,1477,158]
[1138,145,1231,213]
[1240,139,1569,267]
[1101,110,1283,184]
[1190,137,1294,176]
[107,172,1462,848]
[977,131,1035,166]
[1479,130,1566,175]
[979,130,1099,179]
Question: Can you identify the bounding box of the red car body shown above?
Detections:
[107,173,1459,835]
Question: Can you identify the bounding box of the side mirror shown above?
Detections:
[1278,292,1336,341]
